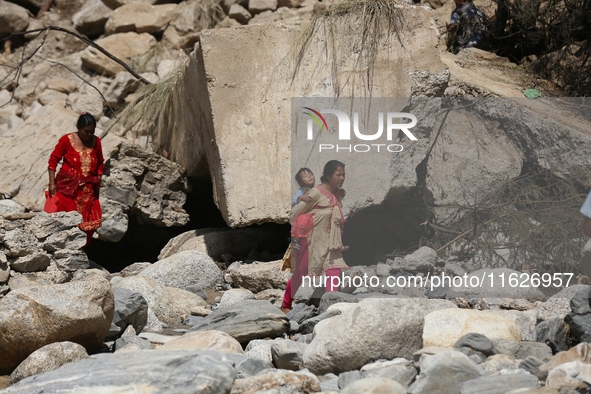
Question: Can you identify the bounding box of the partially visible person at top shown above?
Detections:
[46,112,104,249]
[447,0,486,54]
[581,190,591,236]
[292,168,315,207]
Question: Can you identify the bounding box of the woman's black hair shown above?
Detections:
[320,160,345,184]
[295,168,313,187]
[76,112,96,129]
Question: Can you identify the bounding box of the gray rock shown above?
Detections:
[117,262,152,277]
[564,312,591,343]
[41,228,87,252]
[426,283,450,299]
[389,246,437,274]
[244,339,274,363]
[183,316,205,326]
[319,375,340,392]
[72,0,112,37]
[519,356,544,376]
[235,357,273,378]
[228,260,291,293]
[219,288,255,308]
[534,317,570,354]
[537,284,589,321]
[11,253,51,273]
[115,335,155,350]
[0,200,26,214]
[29,212,84,240]
[271,340,307,370]
[303,298,456,375]
[409,351,485,393]
[230,370,320,394]
[0,1,29,35]
[569,287,591,314]
[454,333,497,357]
[515,342,553,361]
[338,370,363,389]
[143,308,164,333]
[184,284,208,300]
[299,309,341,335]
[111,287,148,336]
[139,250,223,291]
[365,363,418,387]
[459,372,540,393]
[457,348,486,364]
[104,71,140,108]
[342,377,406,394]
[187,300,289,343]
[288,304,316,324]
[3,350,240,393]
[0,277,114,373]
[114,276,207,326]
[7,342,88,387]
[53,249,90,271]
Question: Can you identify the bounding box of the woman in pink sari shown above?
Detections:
[281,160,349,313]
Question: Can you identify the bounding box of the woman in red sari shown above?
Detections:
[46,113,104,248]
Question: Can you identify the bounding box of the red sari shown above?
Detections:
[47,134,104,238]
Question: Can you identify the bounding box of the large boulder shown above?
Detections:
[0,1,29,35]
[138,250,223,290]
[228,261,291,292]
[187,299,289,343]
[303,298,456,375]
[0,277,114,373]
[7,342,89,387]
[72,0,112,37]
[81,32,157,76]
[3,350,241,393]
[114,276,207,326]
[423,308,521,348]
[105,3,177,35]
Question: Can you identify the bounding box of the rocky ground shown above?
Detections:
[2,209,591,393]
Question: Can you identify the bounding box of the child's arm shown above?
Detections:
[291,189,304,208]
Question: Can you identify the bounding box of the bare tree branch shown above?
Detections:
[1,26,152,86]
[46,60,114,114]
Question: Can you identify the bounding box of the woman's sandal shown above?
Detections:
[280,307,291,314]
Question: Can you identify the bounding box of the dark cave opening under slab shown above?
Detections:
[85,177,290,273]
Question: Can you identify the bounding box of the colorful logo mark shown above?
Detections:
[303,107,328,131]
